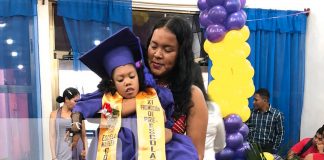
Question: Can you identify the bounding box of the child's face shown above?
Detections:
[112,64,139,99]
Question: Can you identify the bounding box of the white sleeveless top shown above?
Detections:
[204,101,226,160]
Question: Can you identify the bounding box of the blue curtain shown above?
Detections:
[57,0,132,70]
[0,0,41,159]
[245,8,307,154]
[0,0,38,116]
[0,0,37,17]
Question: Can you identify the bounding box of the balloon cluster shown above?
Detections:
[197,0,255,159]
[216,114,250,160]
[205,25,254,121]
[198,0,254,120]
[198,0,247,43]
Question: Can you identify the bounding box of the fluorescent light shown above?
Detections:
[0,22,6,28]
[94,40,101,46]
[17,64,24,70]
[6,38,13,45]
[11,51,18,57]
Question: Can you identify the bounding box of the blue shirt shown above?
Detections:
[247,106,284,152]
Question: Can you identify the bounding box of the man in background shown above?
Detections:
[247,88,284,154]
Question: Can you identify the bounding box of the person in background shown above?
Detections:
[304,127,324,160]
[246,88,284,154]
[287,125,324,160]
[191,62,226,159]
[145,16,208,159]
[49,87,87,160]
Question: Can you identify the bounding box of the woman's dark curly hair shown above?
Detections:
[145,17,195,118]
[97,64,146,94]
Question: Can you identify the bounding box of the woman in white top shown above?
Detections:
[191,63,226,160]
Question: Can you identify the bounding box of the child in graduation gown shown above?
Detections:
[71,28,198,160]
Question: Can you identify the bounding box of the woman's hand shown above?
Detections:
[81,149,86,159]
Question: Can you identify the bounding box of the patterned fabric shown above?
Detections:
[247,106,284,152]
[171,115,187,134]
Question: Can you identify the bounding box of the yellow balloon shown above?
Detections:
[223,29,244,43]
[230,42,251,59]
[232,59,254,79]
[240,25,250,42]
[203,40,214,54]
[232,98,248,108]
[240,106,251,122]
[262,152,274,160]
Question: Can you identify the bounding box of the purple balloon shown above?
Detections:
[206,24,226,42]
[233,158,246,160]
[226,11,246,30]
[199,10,213,28]
[240,0,246,8]
[226,132,244,149]
[242,141,250,150]
[239,123,249,140]
[224,0,241,14]
[235,145,249,158]
[197,0,209,11]
[208,5,227,24]
[206,0,224,8]
[239,9,247,20]
[224,114,243,133]
[216,147,234,160]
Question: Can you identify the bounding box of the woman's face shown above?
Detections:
[66,95,80,110]
[147,27,179,78]
[112,64,139,99]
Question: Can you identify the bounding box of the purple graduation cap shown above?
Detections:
[79,27,155,87]
[79,28,142,78]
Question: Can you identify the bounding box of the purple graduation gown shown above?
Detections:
[73,89,198,160]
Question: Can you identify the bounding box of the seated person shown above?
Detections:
[304,127,324,160]
[287,125,324,159]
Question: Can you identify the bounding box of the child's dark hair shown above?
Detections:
[97,64,146,94]
[56,87,80,103]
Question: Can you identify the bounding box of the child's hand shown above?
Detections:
[165,128,173,143]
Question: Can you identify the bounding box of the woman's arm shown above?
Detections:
[80,120,88,159]
[186,85,208,160]
[49,111,57,160]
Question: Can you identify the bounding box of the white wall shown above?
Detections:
[37,1,52,159]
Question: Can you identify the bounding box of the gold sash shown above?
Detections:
[97,92,123,160]
[97,88,166,160]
